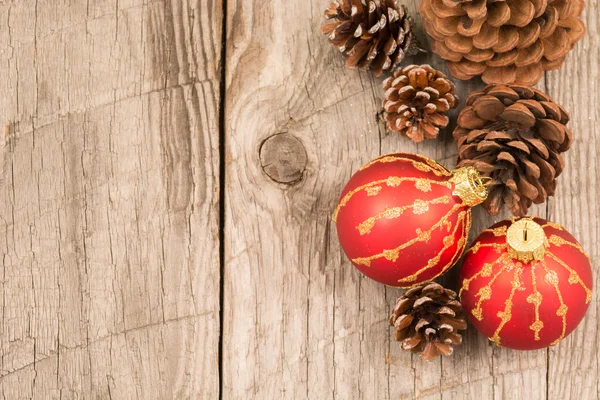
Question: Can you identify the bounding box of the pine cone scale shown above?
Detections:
[455,84,571,216]
[507,0,535,27]
[323,0,414,76]
[487,3,510,27]
[384,64,458,142]
[463,0,487,20]
[390,282,467,361]
[421,0,586,84]
[421,342,440,361]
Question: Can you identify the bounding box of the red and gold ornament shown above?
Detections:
[334,152,488,287]
[460,217,593,350]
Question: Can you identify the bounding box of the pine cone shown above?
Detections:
[389,282,467,361]
[383,64,459,142]
[454,84,572,216]
[419,0,586,85]
[322,0,414,77]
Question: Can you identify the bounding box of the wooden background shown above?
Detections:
[0,0,597,398]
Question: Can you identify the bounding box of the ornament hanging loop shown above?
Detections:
[450,166,489,207]
[479,176,494,187]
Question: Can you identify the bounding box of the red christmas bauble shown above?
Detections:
[460,217,593,350]
[334,153,488,287]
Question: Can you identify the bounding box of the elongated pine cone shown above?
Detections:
[454,84,572,216]
[383,64,459,142]
[419,0,586,85]
[322,0,414,76]
[389,282,467,361]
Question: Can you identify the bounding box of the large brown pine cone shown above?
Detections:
[389,282,467,361]
[383,64,459,142]
[322,0,414,76]
[419,0,586,85]
[454,84,572,216]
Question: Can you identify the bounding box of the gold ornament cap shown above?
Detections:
[506,218,548,264]
[449,166,489,207]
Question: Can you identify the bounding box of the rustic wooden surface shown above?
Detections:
[0,0,597,399]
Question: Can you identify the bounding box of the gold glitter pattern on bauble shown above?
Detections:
[490,266,523,346]
[365,186,382,196]
[413,199,429,215]
[466,241,506,255]
[527,263,544,341]
[548,234,594,291]
[359,155,451,176]
[541,221,565,231]
[333,176,452,221]
[546,252,592,303]
[548,234,585,252]
[352,203,463,268]
[356,195,451,235]
[424,157,450,175]
[459,259,496,298]
[415,179,432,192]
[480,225,509,236]
[397,211,468,284]
[541,262,568,346]
[470,254,510,321]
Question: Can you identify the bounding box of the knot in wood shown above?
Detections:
[259,133,307,184]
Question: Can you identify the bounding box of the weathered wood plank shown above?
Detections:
[222,0,383,397]
[545,2,599,397]
[1,0,598,397]
[222,0,596,397]
[0,1,222,398]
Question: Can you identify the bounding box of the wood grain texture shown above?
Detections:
[1,0,598,398]
[223,0,598,399]
[545,1,600,398]
[0,0,221,398]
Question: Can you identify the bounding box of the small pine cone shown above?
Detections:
[389,282,467,361]
[419,0,586,85]
[454,84,572,216]
[383,64,459,142]
[321,0,414,77]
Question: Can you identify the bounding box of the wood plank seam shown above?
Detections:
[218,0,228,399]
